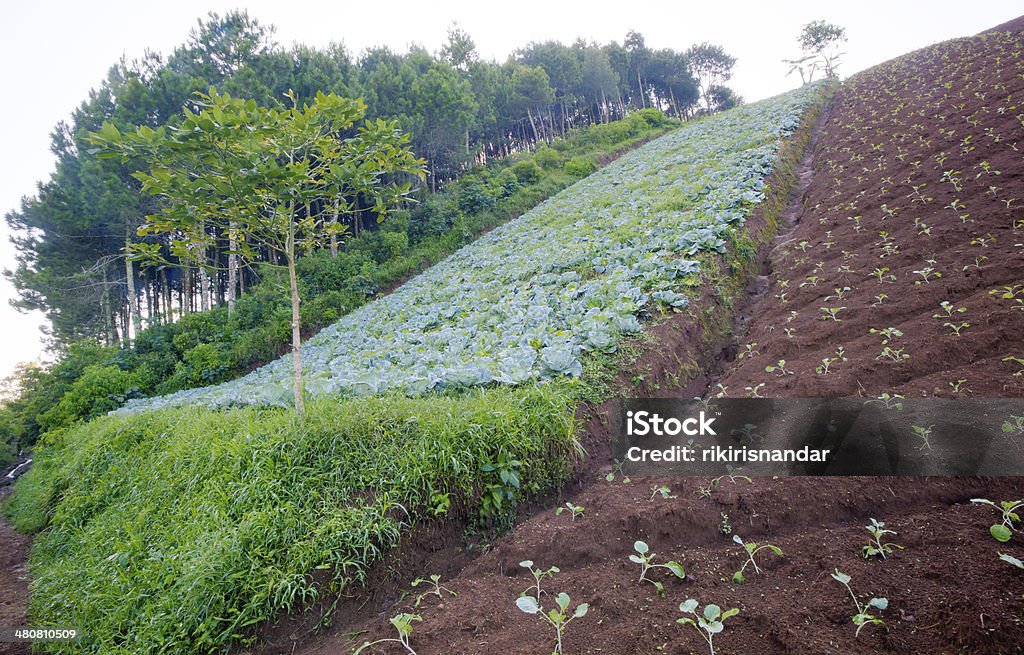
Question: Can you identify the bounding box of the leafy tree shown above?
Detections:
[685,42,736,113]
[89,89,425,412]
[787,20,847,83]
[510,65,555,144]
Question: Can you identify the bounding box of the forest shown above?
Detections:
[0,10,737,462]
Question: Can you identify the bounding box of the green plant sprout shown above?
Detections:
[409,574,456,608]
[869,327,903,345]
[651,485,677,501]
[944,321,969,336]
[933,301,967,318]
[910,424,934,451]
[738,342,760,359]
[515,591,588,655]
[970,498,1023,543]
[731,423,764,446]
[862,518,904,559]
[877,346,910,362]
[949,379,970,394]
[820,306,846,321]
[556,502,585,522]
[720,512,732,536]
[629,540,686,596]
[744,383,765,398]
[1002,415,1024,435]
[870,267,895,283]
[831,569,888,637]
[731,534,783,583]
[1003,356,1024,377]
[605,459,631,484]
[912,266,941,284]
[354,613,422,654]
[999,553,1024,569]
[764,360,793,376]
[677,599,738,655]
[872,294,888,307]
[520,560,561,600]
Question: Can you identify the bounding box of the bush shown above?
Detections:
[37,365,149,433]
[532,146,564,170]
[510,159,543,184]
[564,155,599,178]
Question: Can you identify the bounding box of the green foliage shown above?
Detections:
[832,569,888,637]
[511,158,544,185]
[677,599,739,655]
[564,155,598,178]
[6,384,574,653]
[629,540,686,596]
[515,590,588,655]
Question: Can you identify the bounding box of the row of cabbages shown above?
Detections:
[119,84,820,412]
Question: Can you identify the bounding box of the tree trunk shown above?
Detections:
[124,224,141,343]
[102,264,115,345]
[526,107,540,146]
[285,208,305,414]
[330,204,339,257]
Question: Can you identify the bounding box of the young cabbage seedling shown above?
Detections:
[629,540,686,596]
[970,498,1023,543]
[831,569,888,637]
[651,485,676,501]
[410,574,456,608]
[515,591,588,655]
[862,518,904,559]
[556,502,585,522]
[520,560,560,599]
[677,599,738,655]
[731,534,783,583]
[354,613,422,654]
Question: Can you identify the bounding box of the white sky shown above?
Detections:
[0,0,1020,379]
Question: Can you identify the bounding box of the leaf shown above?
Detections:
[732,570,745,584]
[722,608,740,620]
[664,561,686,578]
[868,597,888,611]
[991,524,1013,543]
[769,546,784,556]
[516,596,540,614]
[831,570,851,585]
[520,560,534,569]
[999,553,1024,569]
[654,581,665,597]
[732,534,743,545]
[573,603,589,618]
[679,599,699,614]
[703,604,722,622]
[634,541,649,554]
[556,592,570,612]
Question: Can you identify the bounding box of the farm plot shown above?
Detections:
[119,83,822,413]
[719,26,1024,398]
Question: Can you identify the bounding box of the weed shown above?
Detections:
[720,512,733,536]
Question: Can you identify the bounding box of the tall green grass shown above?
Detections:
[7,384,574,653]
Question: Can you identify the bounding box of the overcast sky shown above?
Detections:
[0,0,1019,379]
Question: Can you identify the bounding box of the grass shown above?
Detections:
[6,384,574,653]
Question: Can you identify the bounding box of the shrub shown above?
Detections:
[564,155,598,178]
[511,159,543,184]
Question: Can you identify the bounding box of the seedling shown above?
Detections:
[409,574,456,608]
[866,393,904,411]
[720,513,732,536]
[970,498,1023,543]
[949,379,969,394]
[877,346,910,362]
[862,518,904,559]
[556,502,585,522]
[820,306,846,322]
[738,342,760,359]
[677,599,738,655]
[912,266,941,284]
[629,540,685,596]
[944,321,969,336]
[764,360,793,376]
[515,592,588,655]
[910,424,934,451]
[605,459,631,484]
[354,613,422,654]
[933,301,966,318]
[872,294,888,307]
[650,485,676,501]
[870,267,895,283]
[999,553,1024,569]
[731,423,763,446]
[520,560,560,599]
[744,384,765,398]
[731,534,783,583]
[869,327,903,345]
[698,468,753,498]
[831,569,888,637]
[1002,415,1024,435]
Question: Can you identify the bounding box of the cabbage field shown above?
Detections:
[120,84,822,413]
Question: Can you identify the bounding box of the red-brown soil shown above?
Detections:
[240,19,1024,655]
[0,485,31,655]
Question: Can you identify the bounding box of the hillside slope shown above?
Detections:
[281,20,1024,655]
